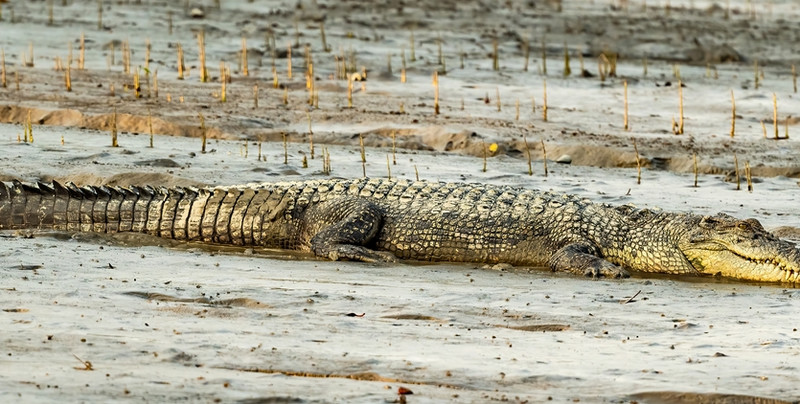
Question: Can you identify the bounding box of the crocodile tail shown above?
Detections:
[0,181,273,246]
[0,181,187,239]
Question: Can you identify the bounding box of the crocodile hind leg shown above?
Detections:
[304,197,397,263]
[548,243,630,278]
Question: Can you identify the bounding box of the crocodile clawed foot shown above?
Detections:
[584,263,630,279]
[322,244,398,263]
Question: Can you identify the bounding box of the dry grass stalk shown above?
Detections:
[409,30,416,62]
[14,69,19,91]
[293,19,300,47]
[79,33,85,69]
[745,161,753,192]
[541,139,548,177]
[753,60,759,89]
[414,165,419,181]
[307,111,314,159]
[496,87,501,112]
[106,42,113,71]
[676,81,684,134]
[786,117,790,139]
[167,10,173,35]
[347,73,354,108]
[198,31,208,82]
[0,48,5,88]
[729,89,735,137]
[693,152,698,187]
[733,152,740,190]
[144,39,151,70]
[793,64,797,93]
[386,155,392,180]
[283,87,288,105]
[257,142,262,162]
[541,38,547,75]
[143,66,152,98]
[177,43,185,79]
[522,39,530,72]
[198,113,206,153]
[432,71,441,114]
[24,43,34,68]
[320,22,328,52]
[623,80,629,131]
[482,141,488,173]
[642,57,647,77]
[241,37,248,76]
[122,40,130,74]
[523,133,532,176]
[437,34,444,67]
[598,54,610,81]
[391,130,397,165]
[65,64,71,92]
[313,87,319,108]
[761,120,767,138]
[133,67,141,98]
[515,99,520,120]
[562,43,570,77]
[672,64,680,80]
[772,93,778,139]
[147,108,154,148]
[359,133,366,177]
[306,62,315,105]
[282,132,288,164]
[219,62,227,102]
[492,39,499,71]
[633,138,641,184]
[111,107,118,147]
[253,83,258,108]
[272,66,279,88]
[287,42,293,79]
[153,69,158,98]
[542,80,548,122]
[361,67,367,92]
[48,0,54,25]
[25,110,33,143]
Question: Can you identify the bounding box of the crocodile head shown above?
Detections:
[679,214,800,283]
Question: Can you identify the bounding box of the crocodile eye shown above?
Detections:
[737,223,749,231]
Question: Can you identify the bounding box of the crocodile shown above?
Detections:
[1,178,799,284]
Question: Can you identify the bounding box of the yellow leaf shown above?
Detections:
[489,143,498,153]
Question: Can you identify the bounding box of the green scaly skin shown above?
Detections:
[1,178,798,284]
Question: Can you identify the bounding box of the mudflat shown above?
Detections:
[1,1,799,402]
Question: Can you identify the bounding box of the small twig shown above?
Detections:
[73,354,94,371]
[622,290,642,305]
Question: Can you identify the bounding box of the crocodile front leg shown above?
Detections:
[304,197,397,263]
[548,243,630,278]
